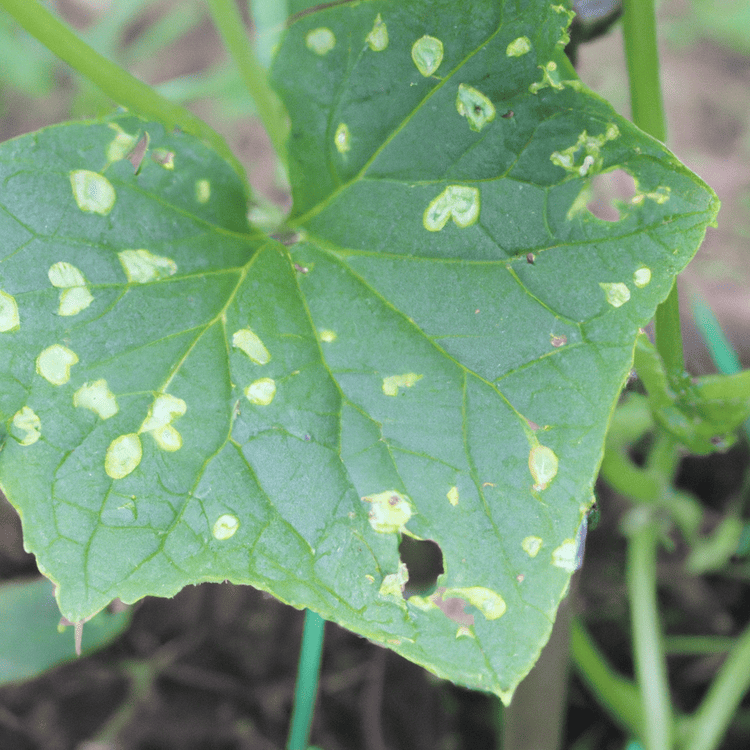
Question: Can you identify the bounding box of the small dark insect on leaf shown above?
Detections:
[501,110,514,119]
[526,253,535,264]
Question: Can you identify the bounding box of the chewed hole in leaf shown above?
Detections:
[586,169,637,222]
[399,536,444,597]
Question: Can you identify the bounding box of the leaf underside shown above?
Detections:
[0,0,718,701]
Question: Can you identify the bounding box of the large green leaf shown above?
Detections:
[0,0,717,701]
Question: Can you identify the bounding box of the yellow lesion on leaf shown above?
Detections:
[306,27,336,55]
[382,372,423,396]
[529,443,558,491]
[366,14,388,51]
[232,328,270,365]
[441,586,507,620]
[73,379,118,419]
[411,35,443,77]
[139,393,187,452]
[70,170,116,215]
[0,290,20,332]
[105,433,143,479]
[118,249,177,284]
[362,490,413,533]
[212,514,240,540]
[11,407,42,446]
[244,378,276,406]
[48,262,93,316]
[423,186,480,231]
[36,345,79,386]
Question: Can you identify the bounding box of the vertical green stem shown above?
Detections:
[0,0,248,191]
[684,618,750,750]
[287,610,326,750]
[627,519,673,750]
[622,0,685,379]
[206,0,288,166]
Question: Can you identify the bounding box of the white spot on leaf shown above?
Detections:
[411,35,443,77]
[552,539,579,572]
[551,127,620,178]
[70,170,116,215]
[529,444,558,491]
[106,125,138,163]
[212,514,240,540]
[379,562,409,598]
[306,27,336,55]
[447,486,459,506]
[48,262,93,316]
[366,14,388,51]
[363,490,413,533]
[319,329,337,343]
[244,378,276,406]
[151,148,174,169]
[529,61,564,94]
[140,393,187,452]
[12,407,41,446]
[442,586,507,620]
[600,282,631,307]
[105,433,142,479]
[195,179,211,203]
[634,267,652,288]
[423,186,480,231]
[73,379,118,419]
[36,345,79,386]
[334,122,351,154]
[522,536,543,557]
[0,290,20,332]
[232,328,270,364]
[456,83,496,132]
[118,249,177,284]
[382,372,423,396]
[506,36,531,56]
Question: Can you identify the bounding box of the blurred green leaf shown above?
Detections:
[0,577,130,685]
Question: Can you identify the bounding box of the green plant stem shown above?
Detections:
[627,518,673,750]
[683,619,750,750]
[287,610,325,750]
[206,0,288,167]
[570,616,644,738]
[0,0,248,192]
[622,0,685,380]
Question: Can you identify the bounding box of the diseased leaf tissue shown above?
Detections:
[0,0,718,701]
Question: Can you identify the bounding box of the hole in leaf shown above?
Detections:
[586,169,637,221]
[399,536,444,597]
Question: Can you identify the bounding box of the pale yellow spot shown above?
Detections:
[244,378,276,406]
[634,267,652,288]
[36,345,78,386]
[73,380,118,419]
[411,35,443,77]
[529,61,564,94]
[12,407,41,446]
[319,329,337,343]
[0,290,20,332]
[306,27,336,55]
[423,186,480,231]
[447,486,459,506]
[522,536,543,557]
[382,372,423,396]
[140,393,187,451]
[48,262,93,316]
[552,539,579,572]
[212,514,240,540]
[456,626,474,639]
[632,185,670,205]
[151,149,175,169]
[506,36,531,56]
[456,84,496,132]
[366,14,388,51]
[379,562,409,598]
[442,586,507,620]
[408,595,437,612]
[195,179,211,203]
[106,126,138,163]
[551,127,620,177]
[334,123,351,154]
[232,328,270,365]
[363,490,413,533]
[600,282,631,308]
[118,249,177,284]
[365,574,375,583]
[105,433,142,479]
[529,444,558,491]
[70,170,116,215]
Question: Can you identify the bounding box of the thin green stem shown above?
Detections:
[683,619,750,750]
[622,0,685,380]
[627,519,674,750]
[287,610,326,750]
[0,0,248,192]
[570,617,644,738]
[206,0,288,167]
